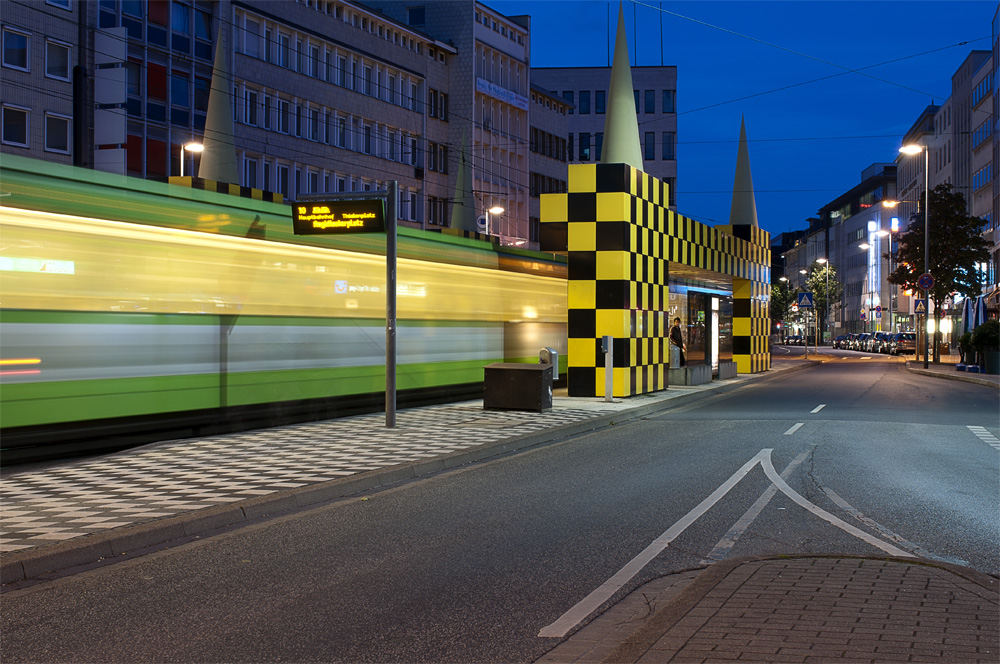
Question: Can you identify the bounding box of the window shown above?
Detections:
[562,91,574,114]
[364,65,373,96]
[662,132,675,160]
[3,29,29,71]
[337,116,346,147]
[595,132,603,161]
[244,19,260,58]
[244,157,258,188]
[2,105,28,146]
[633,90,639,113]
[579,132,591,161]
[364,124,372,154]
[279,34,290,68]
[46,41,70,80]
[262,94,272,130]
[171,71,189,107]
[338,56,347,87]
[644,132,654,160]
[245,89,258,125]
[310,45,320,78]
[595,90,606,114]
[644,90,655,114]
[277,164,289,196]
[662,89,675,113]
[407,6,425,26]
[48,114,72,153]
[278,99,290,133]
[579,90,590,115]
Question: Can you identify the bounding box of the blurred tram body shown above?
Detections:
[0,159,567,464]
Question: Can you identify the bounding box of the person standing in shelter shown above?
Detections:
[670,317,686,367]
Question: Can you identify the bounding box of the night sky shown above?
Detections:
[493,0,994,237]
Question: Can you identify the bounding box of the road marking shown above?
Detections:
[539,448,913,639]
[810,404,826,414]
[783,423,804,435]
[819,486,969,566]
[701,451,810,564]
[537,450,770,638]
[758,451,913,558]
[968,426,1000,451]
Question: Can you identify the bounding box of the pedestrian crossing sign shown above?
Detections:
[914,299,928,315]
[797,292,814,308]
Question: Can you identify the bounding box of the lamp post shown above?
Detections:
[180,142,203,177]
[899,143,930,368]
[817,258,828,347]
[485,205,504,236]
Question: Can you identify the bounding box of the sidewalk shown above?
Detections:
[0,360,809,585]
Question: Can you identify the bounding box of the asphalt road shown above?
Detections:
[1,359,997,663]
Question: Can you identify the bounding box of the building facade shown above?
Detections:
[531,65,678,209]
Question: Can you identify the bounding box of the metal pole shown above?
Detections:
[386,181,398,427]
[923,147,929,369]
[180,146,185,177]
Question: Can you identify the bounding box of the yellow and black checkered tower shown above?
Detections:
[538,11,770,397]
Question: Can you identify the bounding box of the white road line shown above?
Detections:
[701,451,810,565]
[758,450,913,558]
[537,450,770,638]
[783,423,804,435]
[810,404,826,414]
[820,486,969,566]
[967,425,1000,451]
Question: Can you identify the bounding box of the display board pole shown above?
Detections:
[386,182,397,428]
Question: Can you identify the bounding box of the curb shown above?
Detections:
[904,362,1000,388]
[1,362,819,586]
[602,554,1000,664]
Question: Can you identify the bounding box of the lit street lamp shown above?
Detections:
[485,205,504,236]
[817,257,828,346]
[180,142,203,178]
[899,143,930,368]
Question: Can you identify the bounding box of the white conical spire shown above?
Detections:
[728,117,759,226]
[449,129,477,231]
[198,24,239,184]
[600,3,643,170]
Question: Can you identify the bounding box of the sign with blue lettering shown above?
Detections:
[797,292,814,308]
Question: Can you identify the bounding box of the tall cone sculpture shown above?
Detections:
[198,25,239,184]
[600,4,643,170]
[728,117,759,226]
[450,129,478,231]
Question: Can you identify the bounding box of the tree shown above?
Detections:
[770,280,794,335]
[887,184,990,361]
[805,262,843,342]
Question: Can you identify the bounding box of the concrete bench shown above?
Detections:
[668,364,712,386]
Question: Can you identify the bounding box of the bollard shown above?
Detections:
[602,335,613,402]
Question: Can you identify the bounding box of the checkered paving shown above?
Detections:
[0,403,602,552]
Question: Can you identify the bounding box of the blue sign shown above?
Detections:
[914,299,928,315]
[797,292,814,308]
[917,273,934,291]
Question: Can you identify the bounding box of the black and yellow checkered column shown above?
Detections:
[541,163,770,397]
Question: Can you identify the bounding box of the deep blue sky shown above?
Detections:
[492,0,994,237]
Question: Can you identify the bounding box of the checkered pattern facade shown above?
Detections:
[540,163,770,397]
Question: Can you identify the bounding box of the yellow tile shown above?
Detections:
[733,279,753,299]
[568,280,596,309]
[734,318,752,336]
[567,222,597,251]
[595,309,628,337]
[568,164,597,192]
[540,193,567,222]
[596,192,631,221]
[596,250,628,280]
[568,337,595,365]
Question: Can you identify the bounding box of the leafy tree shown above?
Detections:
[887,184,989,361]
[770,279,794,333]
[805,261,843,342]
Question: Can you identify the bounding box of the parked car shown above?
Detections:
[833,335,848,349]
[889,332,917,355]
[870,332,892,353]
[785,334,802,346]
[851,333,869,351]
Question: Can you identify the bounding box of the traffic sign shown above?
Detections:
[797,292,814,308]
[875,310,882,319]
[917,273,934,291]
[875,305,882,313]
[914,299,928,315]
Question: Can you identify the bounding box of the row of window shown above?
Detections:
[972,119,992,149]
[235,83,448,174]
[568,131,675,162]
[973,163,993,191]
[236,11,447,120]
[2,28,72,80]
[529,172,567,198]
[529,127,568,162]
[99,0,214,61]
[1,104,71,153]
[475,9,525,45]
[561,89,676,115]
[972,71,993,107]
[294,0,436,58]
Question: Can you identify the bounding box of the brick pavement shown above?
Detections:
[593,556,999,664]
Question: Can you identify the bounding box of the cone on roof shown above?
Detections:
[728,117,759,226]
[600,3,643,170]
[198,23,239,184]
[450,129,477,232]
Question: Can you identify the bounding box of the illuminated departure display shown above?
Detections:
[292,200,385,235]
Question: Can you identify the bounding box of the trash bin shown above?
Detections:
[483,363,553,412]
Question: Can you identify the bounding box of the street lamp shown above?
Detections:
[485,205,504,236]
[875,229,895,334]
[817,258,828,346]
[899,143,930,368]
[180,142,203,177]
